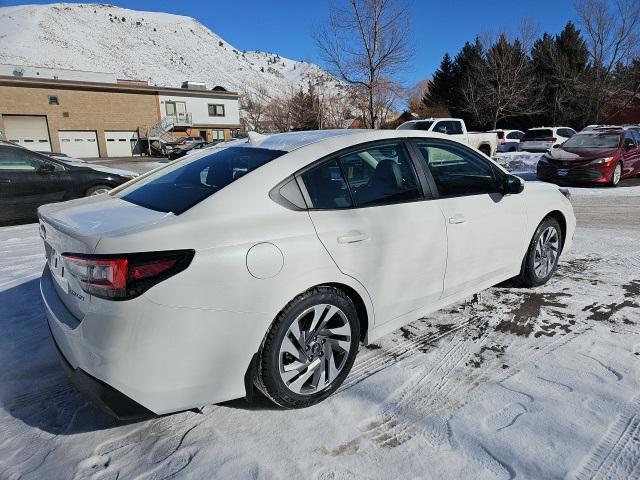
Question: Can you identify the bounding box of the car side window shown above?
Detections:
[414,141,500,197]
[624,132,638,149]
[338,143,421,207]
[434,121,463,135]
[0,147,45,171]
[300,159,352,209]
[507,131,522,140]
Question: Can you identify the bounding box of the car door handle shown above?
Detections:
[449,214,466,224]
[337,231,369,244]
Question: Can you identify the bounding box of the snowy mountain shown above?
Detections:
[0,3,345,98]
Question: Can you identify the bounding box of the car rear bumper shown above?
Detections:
[48,322,154,420]
[520,142,553,152]
[41,264,264,417]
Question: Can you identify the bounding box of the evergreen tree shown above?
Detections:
[450,39,484,121]
[423,53,457,114]
[532,21,589,127]
[289,85,320,131]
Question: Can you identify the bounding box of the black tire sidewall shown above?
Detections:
[257,287,360,408]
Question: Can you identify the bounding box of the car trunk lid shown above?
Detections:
[38,195,173,320]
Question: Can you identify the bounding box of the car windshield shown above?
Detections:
[561,132,621,149]
[114,146,286,214]
[398,121,434,131]
[523,129,553,140]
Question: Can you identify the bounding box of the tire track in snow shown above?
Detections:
[574,394,640,480]
[74,408,215,480]
[338,316,479,393]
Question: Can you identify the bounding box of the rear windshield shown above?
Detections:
[523,129,553,140]
[398,121,434,131]
[562,132,621,149]
[116,146,286,214]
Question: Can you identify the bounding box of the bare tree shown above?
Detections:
[239,85,271,132]
[318,90,357,129]
[316,0,413,128]
[576,0,640,122]
[460,26,543,129]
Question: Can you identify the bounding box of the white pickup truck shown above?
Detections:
[397,118,498,157]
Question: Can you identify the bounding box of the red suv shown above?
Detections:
[537,128,640,186]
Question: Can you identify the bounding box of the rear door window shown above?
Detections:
[523,129,552,140]
[116,146,286,214]
[300,142,423,209]
[339,143,421,207]
[299,160,352,209]
[506,131,523,140]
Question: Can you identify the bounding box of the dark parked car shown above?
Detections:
[167,141,221,160]
[0,144,136,224]
[537,128,640,186]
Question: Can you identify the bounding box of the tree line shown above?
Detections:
[242,0,638,133]
[416,0,640,130]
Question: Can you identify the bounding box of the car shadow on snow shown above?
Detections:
[0,279,123,434]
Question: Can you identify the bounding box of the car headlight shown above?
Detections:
[590,156,614,165]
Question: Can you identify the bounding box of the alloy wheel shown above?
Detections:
[612,163,622,185]
[533,226,559,279]
[278,304,352,395]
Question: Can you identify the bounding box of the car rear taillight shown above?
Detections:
[62,250,194,300]
[546,137,557,142]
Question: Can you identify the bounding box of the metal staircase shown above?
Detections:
[140,114,193,155]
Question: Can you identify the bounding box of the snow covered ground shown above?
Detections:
[0,187,639,479]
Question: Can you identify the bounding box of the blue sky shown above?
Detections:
[1,0,579,85]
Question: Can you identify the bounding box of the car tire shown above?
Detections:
[255,286,360,408]
[479,145,491,157]
[610,162,622,187]
[518,217,563,287]
[85,185,112,196]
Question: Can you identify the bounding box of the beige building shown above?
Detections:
[0,72,241,158]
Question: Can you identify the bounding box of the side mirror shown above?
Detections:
[552,144,561,149]
[37,162,55,174]
[503,174,524,195]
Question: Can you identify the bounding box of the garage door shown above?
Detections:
[58,131,99,158]
[3,115,52,151]
[104,131,138,157]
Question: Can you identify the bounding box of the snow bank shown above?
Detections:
[493,152,543,175]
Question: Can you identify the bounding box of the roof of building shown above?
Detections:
[0,75,239,98]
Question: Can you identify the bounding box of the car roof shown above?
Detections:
[232,129,369,152]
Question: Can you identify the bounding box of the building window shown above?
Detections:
[48,95,59,105]
[208,104,225,117]
[213,130,224,140]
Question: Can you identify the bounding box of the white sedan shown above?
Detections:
[38,129,575,418]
